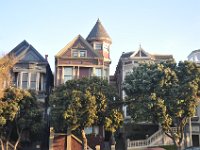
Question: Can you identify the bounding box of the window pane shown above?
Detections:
[64,67,73,82]
[73,51,78,57]
[22,73,28,89]
[80,51,86,57]
[95,43,102,50]
[103,43,109,50]
[95,68,102,77]
[30,73,36,90]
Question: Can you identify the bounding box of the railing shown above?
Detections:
[127,127,177,149]
[127,128,163,149]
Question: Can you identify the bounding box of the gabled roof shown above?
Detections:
[86,19,112,44]
[55,34,101,58]
[130,45,150,58]
[188,49,200,59]
[9,40,47,62]
[121,51,134,58]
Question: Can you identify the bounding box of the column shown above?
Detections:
[77,66,80,79]
[92,67,96,76]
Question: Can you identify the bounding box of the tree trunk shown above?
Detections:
[14,128,23,150]
[0,138,5,150]
[14,135,21,150]
[81,129,87,150]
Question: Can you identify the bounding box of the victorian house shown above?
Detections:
[52,19,112,150]
[8,40,53,113]
[114,45,173,118]
[114,46,173,149]
[55,19,111,86]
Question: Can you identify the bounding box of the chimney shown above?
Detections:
[45,54,48,61]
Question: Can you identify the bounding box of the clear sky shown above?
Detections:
[1,0,200,75]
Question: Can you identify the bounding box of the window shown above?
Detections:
[12,72,18,87]
[95,68,102,77]
[103,43,109,51]
[64,67,73,82]
[73,51,78,57]
[30,73,37,89]
[22,73,28,89]
[95,43,102,50]
[80,50,86,57]
[72,50,87,58]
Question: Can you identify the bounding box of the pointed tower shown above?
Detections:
[86,19,112,62]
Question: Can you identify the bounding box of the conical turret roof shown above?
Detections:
[86,19,112,44]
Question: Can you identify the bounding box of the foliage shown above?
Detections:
[50,77,123,132]
[0,87,44,149]
[124,61,200,149]
[0,55,16,98]
[50,77,123,149]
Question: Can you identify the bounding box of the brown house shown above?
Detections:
[55,19,112,86]
[52,19,112,150]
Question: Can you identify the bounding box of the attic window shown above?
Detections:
[80,50,86,57]
[73,51,78,57]
[72,50,87,58]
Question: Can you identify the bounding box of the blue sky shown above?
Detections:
[1,0,200,75]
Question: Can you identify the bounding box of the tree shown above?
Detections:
[50,77,123,150]
[0,87,44,150]
[0,55,16,98]
[0,98,18,150]
[123,61,200,150]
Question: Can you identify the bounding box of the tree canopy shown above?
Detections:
[124,61,200,149]
[0,87,44,150]
[50,77,123,150]
[0,55,16,98]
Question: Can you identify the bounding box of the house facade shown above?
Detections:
[53,19,112,150]
[55,19,111,86]
[7,40,53,149]
[187,49,200,147]
[8,40,53,107]
[114,45,173,118]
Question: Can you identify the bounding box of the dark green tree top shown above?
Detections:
[124,61,200,148]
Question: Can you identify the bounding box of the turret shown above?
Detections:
[86,19,112,61]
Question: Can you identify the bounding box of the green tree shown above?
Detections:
[124,61,200,150]
[0,99,18,150]
[0,87,44,150]
[50,77,123,150]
